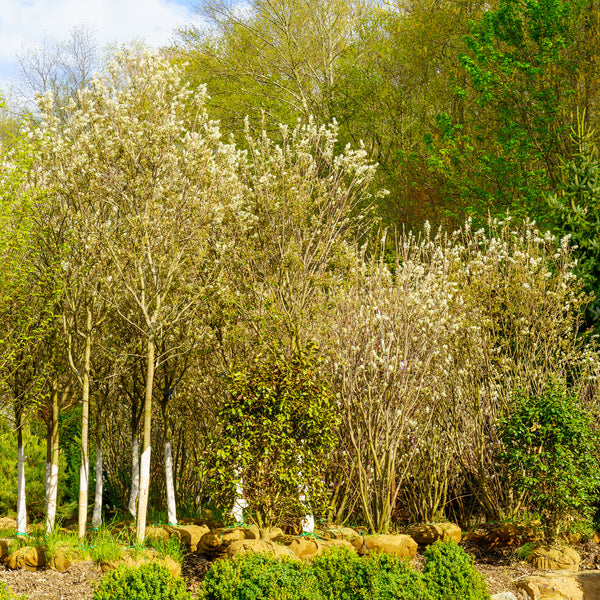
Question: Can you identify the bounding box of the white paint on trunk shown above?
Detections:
[231,478,247,524]
[128,436,140,518]
[46,463,59,534]
[92,444,103,529]
[17,445,27,534]
[78,457,89,538]
[45,461,50,510]
[299,490,314,533]
[136,445,151,540]
[164,441,177,525]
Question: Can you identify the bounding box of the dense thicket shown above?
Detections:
[1,0,600,541]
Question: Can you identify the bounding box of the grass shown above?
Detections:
[89,529,123,563]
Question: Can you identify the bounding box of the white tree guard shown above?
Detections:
[46,462,59,534]
[17,446,27,534]
[128,436,140,518]
[231,479,247,524]
[164,441,177,525]
[92,443,103,529]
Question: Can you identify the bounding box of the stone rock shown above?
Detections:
[593,532,600,544]
[197,527,265,557]
[226,539,298,560]
[530,547,580,571]
[464,523,534,548]
[0,539,11,563]
[491,593,519,600]
[350,534,417,558]
[100,550,181,579]
[288,537,354,560]
[145,525,171,542]
[6,546,46,571]
[321,527,361,541]
[51,553,72,573]
[408,523,462,545]
[165,524,210,552]
[516,575,583,600]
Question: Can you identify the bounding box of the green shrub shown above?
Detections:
[498,378,600,542]
[200,553,323,600]
[422,541,489,600]
[93,563,190,600]
[311,547,431,600]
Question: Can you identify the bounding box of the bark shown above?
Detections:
[16,408,27,535]
[164,439,177,525]
[46,383,60,533]
[78,313,92,540]
[91,416,103,529]
[128,434,140,518]
[136,335,155,543]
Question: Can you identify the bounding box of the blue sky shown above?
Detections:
[0,0,205,93]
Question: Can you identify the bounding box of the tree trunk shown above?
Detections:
[46,384,60,533]
[91,415,103,529]
[78,317,92,540]
[136,334,155,543]
[164,439,177,525]
[128,434,140,518]
[16,407,27,535]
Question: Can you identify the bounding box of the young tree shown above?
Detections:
[38,48,235,542]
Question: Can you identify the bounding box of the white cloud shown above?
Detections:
[0,0,200,88]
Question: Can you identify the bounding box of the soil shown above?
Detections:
[0,541,599,599]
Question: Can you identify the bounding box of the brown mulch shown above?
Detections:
[0,562,102,600]
[0,541,598,600]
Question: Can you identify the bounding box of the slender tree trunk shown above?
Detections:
[78,314,92,540]
[163,407,177,525]
[128,434,140,518]
[46,383,60,533]
[16,407,27,535]
[136,334,155,543]
[92,413,103,529]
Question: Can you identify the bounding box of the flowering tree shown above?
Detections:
[38,48,235,541]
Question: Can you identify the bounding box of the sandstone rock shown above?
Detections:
[530,547,580,571]
[408,523,462,545]
[464,523,534,548]
[165,524,210,551]
[288,537,354,560]
[322,527,361,541]
[593,532,600,544]
[491,593,519,600]
[51,553,72,573]
[516,575,583,600]
[226,539,298,560]
[197,526,266,557]
[145,525,171,542]
[350,534,417,558]
[100,550,181,578]
[6,546,46,571]
[0,539,11,563]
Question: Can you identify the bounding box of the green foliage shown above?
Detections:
[92,563,191,600]
[209,343,339,531]
[145,534,185,565]
[311,546,431,600]
[427,0,583,225]
[0,417,50,519]
[201,553,322,600]
[89,530,122,564]
[201,544,489,600]
[422,541,490,600]
[0,582,27,600]
[498,378,600,541]
[548,118,600,328]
